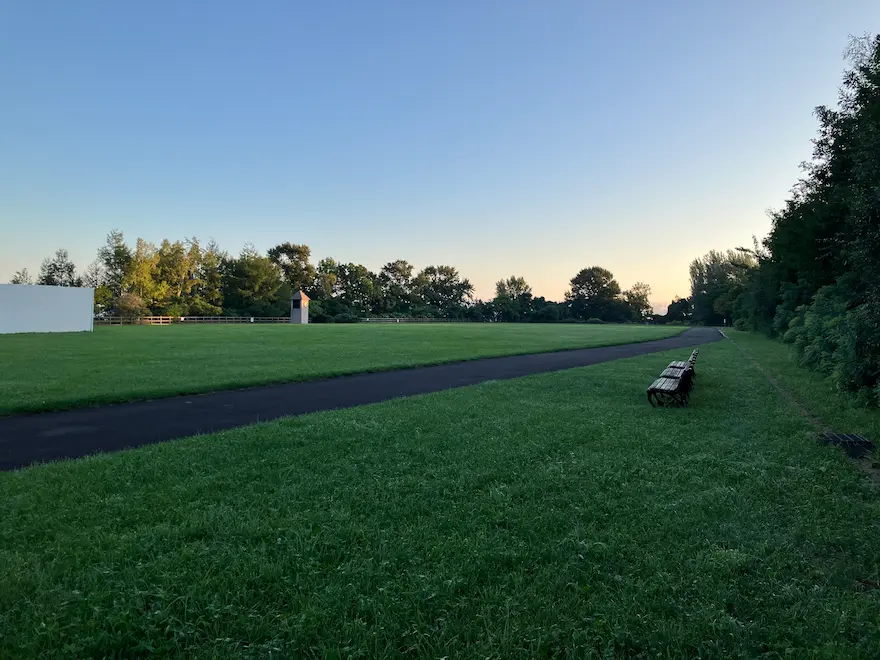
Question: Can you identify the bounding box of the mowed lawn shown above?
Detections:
[3,336,880,658]
[0,323,683,415]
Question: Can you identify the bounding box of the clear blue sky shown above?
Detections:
[2,1,879,310]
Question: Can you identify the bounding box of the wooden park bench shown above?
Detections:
[647,350,699,407]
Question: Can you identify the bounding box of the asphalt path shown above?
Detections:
[0,327,722,471]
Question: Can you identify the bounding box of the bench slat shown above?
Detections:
[647,377,681,393]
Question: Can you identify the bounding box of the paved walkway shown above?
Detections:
[0,328,722,471]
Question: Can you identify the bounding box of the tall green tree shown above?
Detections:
[495,276,532,299]
[123,239,163,309]
[334,263,378,315]
[494,276,533,321]
[268,243,316,293]
[221,245,288,316]
[689,250,756,326]
[80,259,105,288]
[81,259,113,314]
[695,35,880,400]
[314,258,341,299]
[623,282,652,321]
[189,240,225,315]
[659,297,691,324]
[413,265,474,317]
[155,239,195,314]
[37,249,82,287]
[98,229,133,297]
[565,266,624,321]
[377,260,415,314]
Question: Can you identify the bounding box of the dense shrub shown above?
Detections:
[700,35,880,405]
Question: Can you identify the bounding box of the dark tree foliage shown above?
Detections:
[412,266,474,318]
[14,241,652,326]
[689,249,757,326]
[377,260,416,315]
[693,35,880,403]
[37,249,82,287]
[98,230,133,297]
[189,240,226,316]
[655,297,691,324]
[220,246,289,317]
[493,276,533,321]
[565,267,640,323]
[267,243,316,293]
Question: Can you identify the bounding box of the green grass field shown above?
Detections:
[3,333,879,658]
[0,323,683,415]
[724,329,880,441]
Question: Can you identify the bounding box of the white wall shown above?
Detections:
[0,284,94,334]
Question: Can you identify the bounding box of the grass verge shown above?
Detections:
[2,337,879,657]
[725,329,880,444]
[0,323,683,416]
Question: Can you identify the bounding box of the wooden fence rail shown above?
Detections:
[95,316,173,326]
[361,318,471,323]
[94,316,291,326]
[179,316,291,324]
[94,316,473,326]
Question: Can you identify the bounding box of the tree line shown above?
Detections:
[667,35,880,403]
[10,235,654,324]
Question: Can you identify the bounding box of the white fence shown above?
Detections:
[0,284,94,334]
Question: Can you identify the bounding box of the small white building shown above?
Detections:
[0,284,95,334]
[290,290,310,324]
